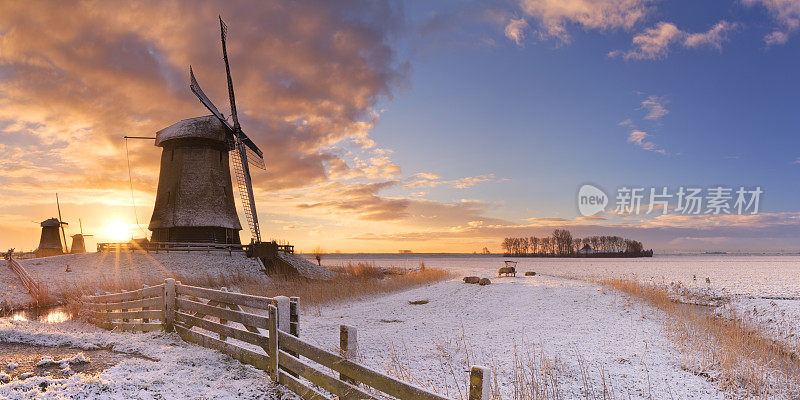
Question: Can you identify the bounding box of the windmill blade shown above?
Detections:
[219,16,240,131]
[189,67,233,131]
[246,146,265,170]
[230,136,261,242]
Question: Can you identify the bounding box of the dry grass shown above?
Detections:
[600,276,800,399]
[386,325,624,400]
[64,262,451,312]
[243,263,452,307]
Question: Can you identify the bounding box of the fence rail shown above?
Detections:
[96,242,295,254]
[7,257,42,301]
[83,279,489,400]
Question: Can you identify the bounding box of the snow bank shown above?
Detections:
[277,252,337,280]
[13,252,266,306]
[0,318,293,399]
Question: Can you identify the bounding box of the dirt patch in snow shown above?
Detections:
[0,342,145,381]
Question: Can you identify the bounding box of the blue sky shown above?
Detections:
[1,0,799,253]
[374,0,800,224]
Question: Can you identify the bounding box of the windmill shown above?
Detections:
[148,16,265,245]
[70,219,93,253]
[34,194,69,258]
[188,16,265,243]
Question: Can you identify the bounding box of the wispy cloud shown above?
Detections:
[627,130,666,154]
[504,17,529,45]
[685,21,740,50]
[640,95,669,120]
[516,0,652,44]
[742,0,800,45]
[610,20,738,60]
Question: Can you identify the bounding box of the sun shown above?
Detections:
[102,221,133,242]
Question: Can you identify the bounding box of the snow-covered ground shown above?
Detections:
[4,252,264,308]
[2,253,799,399]
[0,318,291,399]
[299,274,723,399]
[321,253,800,352]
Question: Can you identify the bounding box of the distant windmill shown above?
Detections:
[70,219,93,253]
[34,194,69,258]
[148,16,265,244]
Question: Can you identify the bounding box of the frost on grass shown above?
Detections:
[0,319,291,399]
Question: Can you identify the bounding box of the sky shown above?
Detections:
[1,0,799,253]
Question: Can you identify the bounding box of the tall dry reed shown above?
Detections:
[601,276,800,399]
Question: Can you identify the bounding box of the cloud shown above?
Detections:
[684,21,739,50]
[627,130,666,154]
[742,0,800,44]
[0,0,407,199]
[640,95,669,120]
[611,20,738,60]
[504,17,530,45]
[404,173,502,189]
[616,22,683,59]
[517,0,652,43]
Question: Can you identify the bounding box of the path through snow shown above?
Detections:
[300,274,724,399]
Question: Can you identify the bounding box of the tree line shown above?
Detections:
[501,229,650,257]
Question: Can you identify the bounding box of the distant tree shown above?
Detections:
[313,246,324,266]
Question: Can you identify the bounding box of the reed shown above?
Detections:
[600,276,800,399]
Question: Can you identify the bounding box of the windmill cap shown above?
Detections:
[41,217,66,227]
[155,115,230,147]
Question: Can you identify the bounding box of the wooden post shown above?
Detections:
[121,289,129,323]
[289,297,299,337]
[469,365,491,400]
[142,285,149,323]
[339,325,358,384]
[268,304,279,382]
[219,287,228,341]
[164,278,175,332]
[273,296,290,332]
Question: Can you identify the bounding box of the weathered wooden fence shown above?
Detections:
[83,279,491,400]
[7,257,43,301]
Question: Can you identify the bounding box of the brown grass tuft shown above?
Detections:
[600,276,800,398]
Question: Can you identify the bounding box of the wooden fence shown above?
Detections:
[7,257,43,301]
[83,279,491,400]
[96,242,294,255]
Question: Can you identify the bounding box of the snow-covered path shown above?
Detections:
[300,274,724,399]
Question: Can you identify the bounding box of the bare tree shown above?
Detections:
[313,245,324,266]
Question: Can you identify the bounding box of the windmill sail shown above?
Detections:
[187,17,264,243]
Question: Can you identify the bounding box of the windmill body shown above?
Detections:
[35,217,67,257]
[148,116,242,244]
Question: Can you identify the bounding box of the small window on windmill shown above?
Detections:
[220,149,223,165]
[166,191,171,205]
[170,149,174,161]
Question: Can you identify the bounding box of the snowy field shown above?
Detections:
[0,318,289,399]
[299,274,723,399]
[321,253,800,353]
[1,253,799,398]
[1,252,264,308]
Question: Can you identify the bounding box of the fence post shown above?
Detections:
[273,296,290,332]
[469,365,491,400]
[289,297,299,337]
[164,278,175,332]
[219,287,228,341]
[339,325,358,384]
[142,284,150,323]
[268,304,279,382]
[121,289,129,324]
